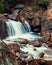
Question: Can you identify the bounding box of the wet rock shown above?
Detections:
[19,7,34,19]
[50,36,52,43]
[15,4,24,9]
[42,31,50,43]
[19,60,27,65]
[37,59,46,65]
[39,52,45,58]
[8,14,18,20]
[13,9,20,14]
[45,61,52,65]
[28,60,39,65]
[0,14,8,38]
[48,43,52,48]
[25,55,33,63]
[18,38,28,44]
[45,9,52,19]
[30,41,41,47]
[7,43,20,53]
[45,49,52,55]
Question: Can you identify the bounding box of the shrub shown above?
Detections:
[33,0,49,11]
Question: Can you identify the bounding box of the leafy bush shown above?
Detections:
[33,0,49,11]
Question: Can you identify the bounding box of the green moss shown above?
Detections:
[0,0,4,13]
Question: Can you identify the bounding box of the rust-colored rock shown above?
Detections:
[7,43,20,53]
[39,52,45,58]
[18,38,28,44]
[45,9,52,19]
[19,60,27,65]
[42,31,50,43]
[30,41,41,47]
[28,60,39,65]
[0,14,8,38]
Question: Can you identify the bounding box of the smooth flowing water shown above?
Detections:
[5,19,42,42]
[6,19,27,36]
[24,20,32,32]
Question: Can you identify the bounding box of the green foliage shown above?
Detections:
[0,0,4,13]
[32,0,49,11]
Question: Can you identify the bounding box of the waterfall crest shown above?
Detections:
[6,19,27,36]
[5,19,42,42]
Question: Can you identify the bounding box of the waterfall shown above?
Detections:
[24,20,32,32]
[6,21,15,36]
[6,19,27,36]
[5,19,42,42]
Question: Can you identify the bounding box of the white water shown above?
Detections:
[6,19,27,36]
[24,20,32,32]
[6,21,15,36]
[20,44,52,60]
[20,44,47,59]
[5,19,42,42]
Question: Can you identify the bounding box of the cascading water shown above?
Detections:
[24,20,32,32]
[6,19,27,36]
[6,21,15,36]
[4,19,42,42]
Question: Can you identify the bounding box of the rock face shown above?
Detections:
[46,9,52,19]
[42,31,50,43]
[0,14,8,38]
[7,43,20,53]
[19,7,42,33]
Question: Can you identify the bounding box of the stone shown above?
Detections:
[48,43,52,47]
[0,14,8,38]
[50,33,52,43]
[15,4,24,9]
[42,31,50,43]
[39,52,44,58]
[8,14,18,20]
[7,43,20,53]
[30,41,41,47]
[18,38,28,44]
[13,9,20,14]
[44,49,52,55]
[28,60,39,65]
[19,60,27,65]
[46,9,52,19]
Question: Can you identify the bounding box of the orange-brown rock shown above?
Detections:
[42,31,50,43]
[7,43,20,53]
[45,9,52,19]
[39,52,45,58]
[18,38,28,44]
[30,41,41,47]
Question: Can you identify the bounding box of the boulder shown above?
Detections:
[45,9,52,19]
[42,31,50,43]
[7,43,20,53]
[18,38,28,44]
[13,9,20,14]
[15,4,24,9]
[8,14,18,20]
[30,41,41,47]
